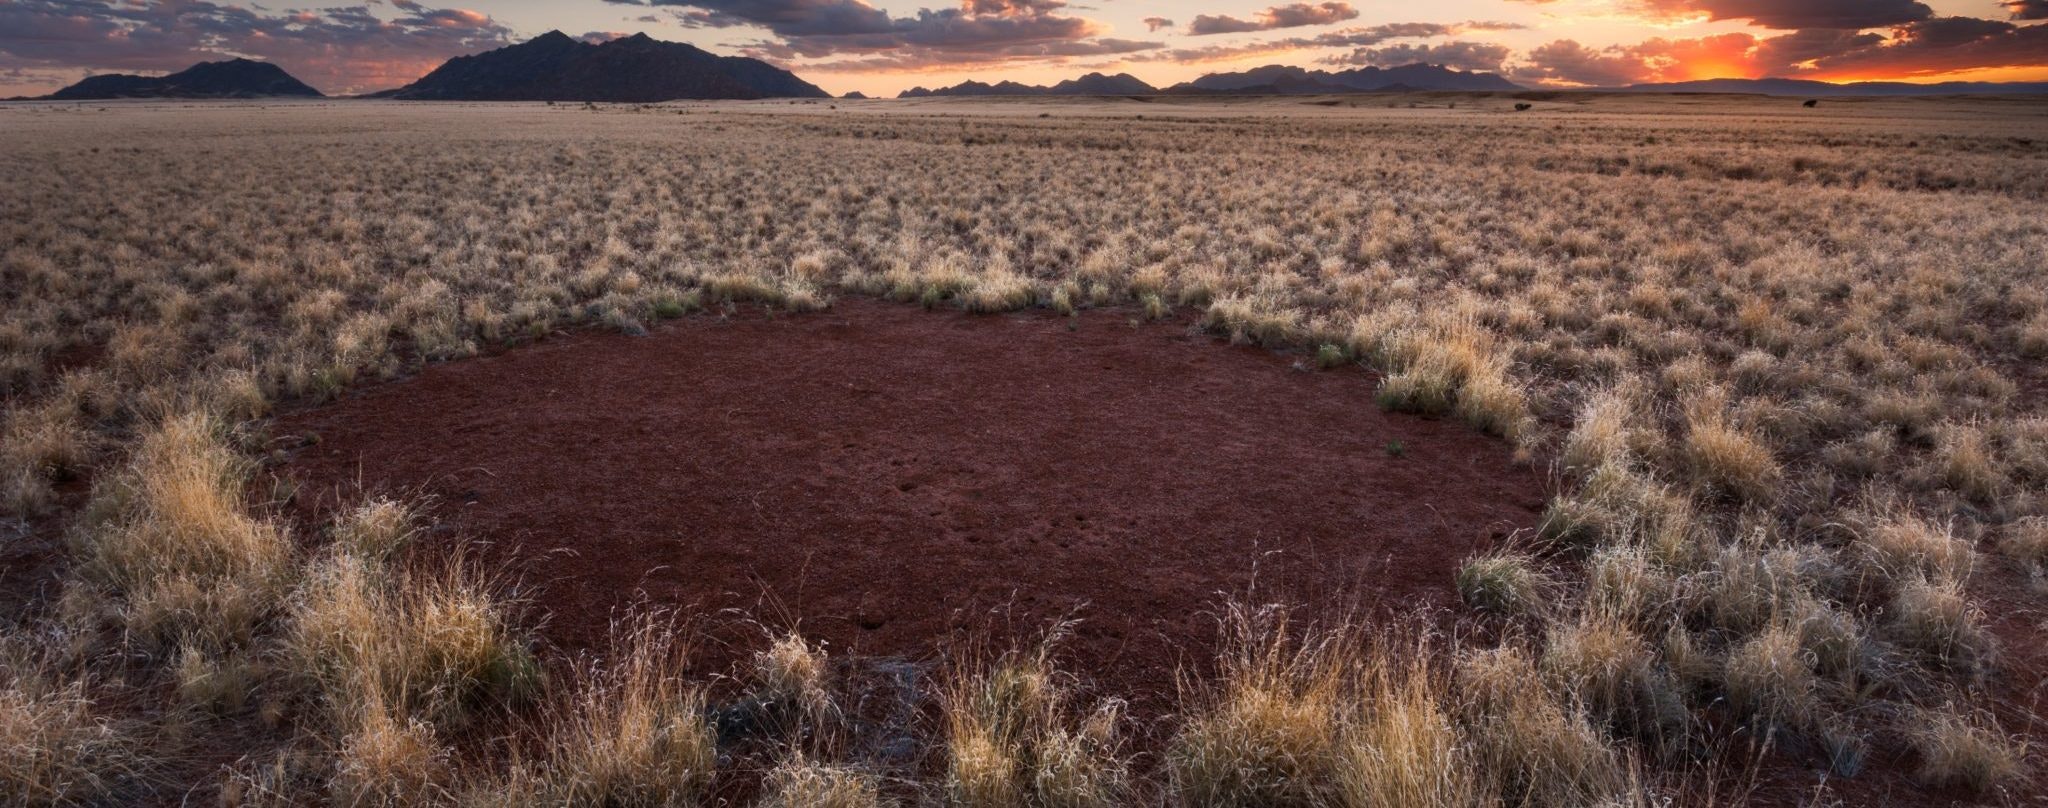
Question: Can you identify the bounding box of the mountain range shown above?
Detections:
[41,59,322,100]
[1619,77,2048,96]
[1174,64,1523,94]
[900,72,1158,98]
[900,64,1522,97]
[375,31,827,102]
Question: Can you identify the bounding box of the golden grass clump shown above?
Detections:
[1855,508,1976,591]
[331,497,420,562]
[1167,609,1344,808]
[0,642,136,806]
[2001,516,2048,569]
[1333,635,1484,808]
[1455,645,1629,806]
[752,631,834,736]
[1721,622,1819,732]
[285,550,538,733]
[330,696,451,807]
[1681,392,1780,502]
[75,411,295,652]
[942,627,1127,808]
[522,614,716,807]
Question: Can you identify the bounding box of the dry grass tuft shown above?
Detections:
[1887,576,1995,675]
[1682,393,1780,502]
[1334,634,1484,808]
[0,641,138,805]
[285,549,537,733]
[75,411,294,652]
[1721,622,1818,733]
[1455,552,1551,617]
[757,757,887,808]
[941,625,1127,808]
[330,696,450,807]
[1167,608,1345,807]
[1906,703,2027,792]
[331,497,420,562]
[1455,645,1629,806]
[523,614,716,806]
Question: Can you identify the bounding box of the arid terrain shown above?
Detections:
[3,94,2047,806]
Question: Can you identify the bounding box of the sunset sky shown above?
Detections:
[3,0,2046,97]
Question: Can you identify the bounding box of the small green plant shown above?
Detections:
[1315,344,1347,369]
[1384,440,1405,458]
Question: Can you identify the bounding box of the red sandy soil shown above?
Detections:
[272,300,1545,713]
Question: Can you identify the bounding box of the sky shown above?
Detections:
[3,0,2047,97]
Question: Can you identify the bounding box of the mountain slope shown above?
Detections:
[44,59,322,100]
[384,32,827,102]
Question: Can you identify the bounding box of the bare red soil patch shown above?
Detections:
[272,300,1545,706]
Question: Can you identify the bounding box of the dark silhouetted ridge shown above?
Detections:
[384,31,828,102]
[44,59,322,100]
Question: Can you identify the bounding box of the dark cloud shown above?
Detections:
[1624,0,1933,29]
[1143,16,1174,32]
[1511,40,1656,86]
[611,0,1109,60]
[1330,41,1511,72]
[1749,28,1885,73]
[2010,0,2048,20]
[1187,3,1359,36]
[1132,20,1521,64]
[1807,17,2048,76]
[0,0,511,94]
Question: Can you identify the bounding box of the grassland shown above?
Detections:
[2,93,2046,805]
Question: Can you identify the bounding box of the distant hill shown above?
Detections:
[899,72,1157,98]
[1169,64,1520,94]
[380,31,827,102]
[43,59,321,100]
[1618,77,2048,96]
